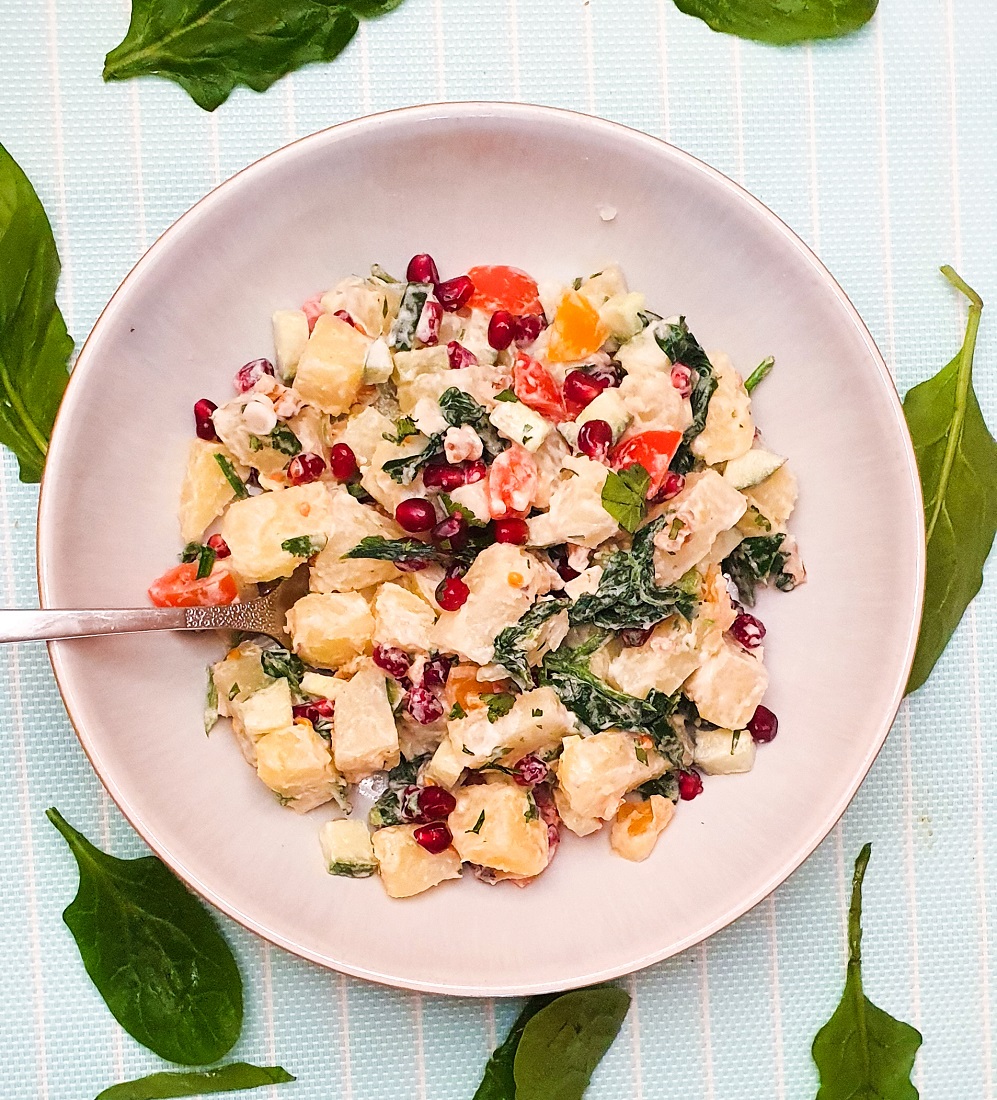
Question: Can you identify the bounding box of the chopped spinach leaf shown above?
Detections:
[382,416,418,444]
[439,386,487,427]
[655,317,717,448]
[494,388,518,402]
[268,423,301,456]
[343,536,445,565]
[368,756,429,828]
[492,596,569,689]
[280,534,328,558]
[722,533,791,607]
[601,462,651,533]
[345,481,374,503]
[381,432,445,484]
[637,771,679,802]
[524,795,540,822]
[260,648,305,689]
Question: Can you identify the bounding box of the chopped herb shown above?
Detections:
[260,648,305,689]
[656,317,717,473]
[468,810,486,834]
[448,702,467,721]
[744,355,774,393]
[669,517,685,540]
[370,263,399,284]
[343,536,445,565]
[368,756,429,828]
[381,432,444,483]
[280,534,328,558]
[213,453,249,499]
[389,281,433,351]
[204,671,219,734]
[461,745,474,755]
[492,596,569,689]
[601,463,651,533]
[382,416,418,444]
[247,434,263,452]
[569,517,699,631]
[637,771,680,802]
[524,795,540,822]
[731,730,742,754]
[438,386,506,457]
[494,388,518,402]
[440,493,487,527]
[345,481,374,503]
[228,682,240,701]
[482,692,516,723]
[268,423,301,456]
[532,708,543,718]
[722,533,792,606]
[181,542,217,579]
[637,309,663,329]
[572,277,583,290]
[635,743,649,765]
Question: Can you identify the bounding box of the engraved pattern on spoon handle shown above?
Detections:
[185,600,277,635]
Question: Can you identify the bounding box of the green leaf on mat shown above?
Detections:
[472,995,560,1099]
[671,0,878,45]
[0,141,73,482]
[812,844,922,1099]
[47,807,243,1066]
[95,1063,295,1100]
[904,266,997,693]
[103,0,408,112]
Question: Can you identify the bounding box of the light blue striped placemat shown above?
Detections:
[1,1,995,1097]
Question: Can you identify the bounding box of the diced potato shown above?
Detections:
[447,480,491,524]
[392,345,450,385]
[559,389,631,450]
[650,469,747,586]
[615,325,670,376]
[178,440,248,544]
[398,562,446,611]
[446,687,574,767]
[557,731,667,821]
[691,352,753,465]
[554,786,603,837]
[333,659,400,783]
[286,592,374,669]
[425,738,467,789]
[618,364,692,437]
[335,406,395,468]
[293,314,369,416]
[693,727,757,775]
[431,544,552,665]
[488,400,550,453]
[563,564,602,601]
[683,639,768,730]
[599,292,647,342]
[220,482,333,583]
[319,819,378,877]
[610,795,675,861]
[449,777,549,877]
[371,824,462,898]
[527,455,618,548]
[211,641,271,717]
[532,430,571,510]
[310,487,404,592]
[255,722,345,813]
[359,437,428,514]
[396,366,497,415]
[272,309,309,380]
[300,671,347,702]
[576,264,629,306]
[230,678,294,740]
[320,276,389,338]
[743,463,799,530]
[372,583,436,653]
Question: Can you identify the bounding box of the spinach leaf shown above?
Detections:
[672,0,877,45]
[744,355,774,393]
[514,987,631,1100]
[494,388,518,403]
[438,385,507,457]
[812,844,922,1098]
[636,771,679,802]
[541,633,676,735]
[381,433,444,484]
[280,533,328,558]
[904,267,997,693]
[655,317,716,448]
[343,535,445,566]
[721,533,791,607]
[0,141,73,483]
[95,1063,294,1100]
[492,596,569,689]
[103,0,406,112]
[601,463,650,533]
[569,517,699,631]
[46,808,243,1066]
[472,995,560,1100]
[368,756,428,828]
[260,647,305,688]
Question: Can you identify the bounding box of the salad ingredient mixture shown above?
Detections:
[153,256,804,898]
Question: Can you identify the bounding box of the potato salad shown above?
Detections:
[150,255,805,899]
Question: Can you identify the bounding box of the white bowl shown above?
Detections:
[37,103,923,996]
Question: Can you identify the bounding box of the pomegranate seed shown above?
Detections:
[437,275,475,312]
[234,358,275,393]
[670,362,694,398]
[653,471,685,502]
[432,511,469,552]
[463,459,487,484]
[395,497,437,533]
[407,686,444,725]
[406,253,440,285]
[417,299,443,346]
[563,370,609,408]
[514,755,549,786]
[587,361,622,388]
[493,517,530,545]
[748,704,779,744]
[577,419,613,460]
[488,310,515,350]
[677,770,704,800]
[620,626,654,648]
[413,821,452,854]
[292,699,335,725]
[329,442,358,481]
[423,461,466,491]
[513,313,546,346]
[206,534,230,558]
[194,398,218,441]
[416,785,457,821]
[446,340,478,370]
[730,612,766,650]
[421,654,454,690]
[436,575,470,611]
[373,645,412,679]
[333,309,356,328]
[286,452,326,485]
[549,545,579,582]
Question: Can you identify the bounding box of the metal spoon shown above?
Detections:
[1,565,310,647]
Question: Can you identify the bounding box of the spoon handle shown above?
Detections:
[0,606,188,642]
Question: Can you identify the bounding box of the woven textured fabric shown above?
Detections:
[1,1,995,1096]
